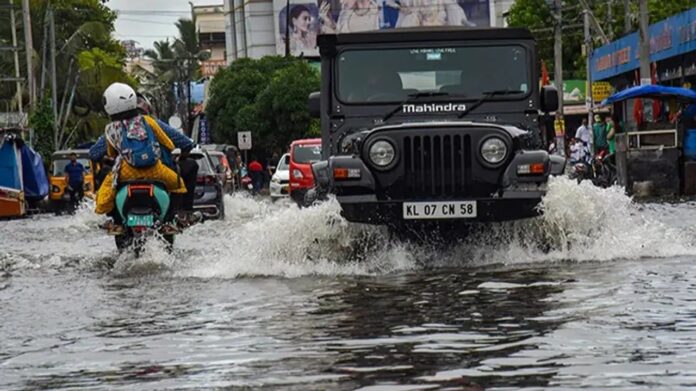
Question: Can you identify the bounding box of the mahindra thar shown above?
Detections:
[307,27,565,226]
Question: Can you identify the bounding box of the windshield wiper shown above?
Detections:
[381,92,454,122]
[457,89,524,118]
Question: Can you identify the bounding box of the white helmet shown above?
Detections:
[103,83,137,116]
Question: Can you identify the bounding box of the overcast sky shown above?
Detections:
[109,0,222,50]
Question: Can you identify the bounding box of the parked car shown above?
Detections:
[270,153,290,199]
[192,149,225,220]
[289,138,322,205]
[207,150,233,193]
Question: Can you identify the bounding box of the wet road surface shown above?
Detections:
[2,178,696,390]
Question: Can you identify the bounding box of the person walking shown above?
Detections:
[64,153,85,210]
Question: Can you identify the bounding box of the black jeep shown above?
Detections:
[307,27,565,226]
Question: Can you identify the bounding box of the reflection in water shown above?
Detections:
[315,269,567,389]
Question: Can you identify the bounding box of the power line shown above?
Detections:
[112,9,190,14]
[118,17,182,25]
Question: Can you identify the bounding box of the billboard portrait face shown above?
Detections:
[278,3,321,56]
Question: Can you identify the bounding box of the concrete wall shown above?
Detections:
[244,0,276,59]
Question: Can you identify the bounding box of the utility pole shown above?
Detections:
[10,0,23,120]
[21,0,34,109]
[49,7,59,149]
[624,0,631,34]
[638,0,650,85]
[606,0,613,40]
[284,0,290,57]
[584,9,593,153]
[553,0,564,155]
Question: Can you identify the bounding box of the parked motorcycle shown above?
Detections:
[112,180,176,256]
[569,150,617,188]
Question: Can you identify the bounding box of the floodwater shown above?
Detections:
[3,177,696,390]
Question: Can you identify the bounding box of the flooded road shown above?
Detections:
[3,178,696,390]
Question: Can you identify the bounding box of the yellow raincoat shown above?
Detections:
[95,115,186,214]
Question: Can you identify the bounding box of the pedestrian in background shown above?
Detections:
[64,153,85,210]
[248,157,264,194]
[593,114,608,154]
[575,118,592,161]
[606,116,617,154]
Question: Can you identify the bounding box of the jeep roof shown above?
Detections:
[317,27,534,50]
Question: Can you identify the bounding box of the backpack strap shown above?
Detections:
[143,115,175,152]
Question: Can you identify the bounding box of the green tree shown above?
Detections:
[206,57,320,157]
[207,56,294,142]
[252,61,320,153]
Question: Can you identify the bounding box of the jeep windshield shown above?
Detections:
[337,45,530,104]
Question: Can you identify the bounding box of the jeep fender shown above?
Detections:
[311,156,377,191]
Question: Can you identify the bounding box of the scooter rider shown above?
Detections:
[93,83,187,233]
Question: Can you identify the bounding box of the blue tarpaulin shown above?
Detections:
[20,145,49,200]
[601,85,696,106]
[0,138,21,190]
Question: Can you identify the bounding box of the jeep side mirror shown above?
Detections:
[308,91,320,118]
[284,155,290,165]
[541,86,559,113]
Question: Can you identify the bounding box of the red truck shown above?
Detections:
[289,138,322,206]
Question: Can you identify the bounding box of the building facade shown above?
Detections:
[590,8,696,90]
[194,4,229,77]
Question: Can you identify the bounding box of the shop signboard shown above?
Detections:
[201,60,227,77]
[273,0,491,57]
[590,7,696,81]
[591,81,612,103]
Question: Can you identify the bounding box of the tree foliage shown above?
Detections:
[0,0,133,149]
[206,57,320,157]
[507,0,696,80]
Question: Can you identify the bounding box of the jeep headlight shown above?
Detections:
[369,140,396,168]
[480,137,508,165]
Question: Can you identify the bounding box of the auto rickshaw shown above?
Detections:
[49,149,97,210]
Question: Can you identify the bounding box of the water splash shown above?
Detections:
[2,179,695,276]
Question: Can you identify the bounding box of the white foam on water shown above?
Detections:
[174,195,417,278]
[3,178,696,276]
[449,177,696,267]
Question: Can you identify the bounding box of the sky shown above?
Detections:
[109,0,222,50]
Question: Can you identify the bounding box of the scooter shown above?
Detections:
[112,180,177,256]
[569,150,617,188]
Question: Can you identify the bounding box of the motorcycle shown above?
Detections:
[112,180,177,255]
[569,150,617,188]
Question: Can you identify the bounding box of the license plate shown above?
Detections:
[127,214,154,227]
[403,201,477,220]
[282,185,289,192]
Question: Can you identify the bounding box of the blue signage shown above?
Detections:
[199,116,210,144]
[590,7,696,81]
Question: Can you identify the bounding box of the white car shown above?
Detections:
[270,153,290,198]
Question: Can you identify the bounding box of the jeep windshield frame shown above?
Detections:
[334,43,532,105]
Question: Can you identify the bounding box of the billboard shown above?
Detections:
[274,0,491,57]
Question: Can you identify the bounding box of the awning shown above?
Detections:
[600,85,696,106]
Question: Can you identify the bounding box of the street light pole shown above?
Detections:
[553,0,564,156]
[21,0,34,109]
[584,9,594,153]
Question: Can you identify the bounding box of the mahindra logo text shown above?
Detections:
[402,103,467,113]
